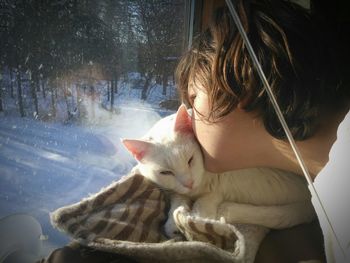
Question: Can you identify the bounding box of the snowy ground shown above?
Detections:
[0,101,173,257]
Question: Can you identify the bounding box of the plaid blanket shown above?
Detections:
[51,172,269,263]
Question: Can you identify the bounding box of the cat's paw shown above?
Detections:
[173,205,238,249]
[219,216,226,224]
[192,202,217,219]
[164,216,182,239]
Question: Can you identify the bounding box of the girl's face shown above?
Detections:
[188,82,233,172]
[188,81,267,173]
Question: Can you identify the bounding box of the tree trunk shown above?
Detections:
[30,71,39,116]
[63,81,71,119]
[110,80,114,111]
[141,74,152,100]
[16,71,25,117]
[114,78,118,94]
[76,83,82,115]
[50,81,56,118]
[55,86,58,100]
[89,85,95,119]
[107,81,110,101]
[36,74,41,92]
[0,73,3,112]
[71,83,75,109]
[162,74,167,96]
[0,90,3,112]
[42,78,46,99]
[10,69,14,99]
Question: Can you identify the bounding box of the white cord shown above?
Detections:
[225,0,347,259]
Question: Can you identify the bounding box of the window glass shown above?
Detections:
[0,0,186,257]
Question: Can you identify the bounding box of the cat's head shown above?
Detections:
[122,104,205,194]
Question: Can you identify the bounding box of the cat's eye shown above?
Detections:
[160,170,174,176]
[188,156,193,166]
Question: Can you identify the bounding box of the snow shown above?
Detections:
[0,77,176,257]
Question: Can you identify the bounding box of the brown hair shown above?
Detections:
[176,0,347,140]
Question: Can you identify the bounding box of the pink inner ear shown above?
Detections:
[122,139,151,162]
[174,104,193,134]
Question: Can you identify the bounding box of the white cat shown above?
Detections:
[122,105,315,238]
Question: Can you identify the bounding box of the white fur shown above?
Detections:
[123,106,315,238]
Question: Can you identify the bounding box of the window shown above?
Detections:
[0,0,189,258]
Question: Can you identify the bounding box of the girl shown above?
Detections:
[175,0,350,262]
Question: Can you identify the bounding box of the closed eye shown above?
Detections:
[188,156,194,166]
[160,170,174,176]
[189,94,196,105]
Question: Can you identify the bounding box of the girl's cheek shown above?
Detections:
[192,113,225,172]
[189,87,229,171]
[191,93,222,171]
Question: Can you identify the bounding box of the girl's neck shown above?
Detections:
[270,107,348,178]
[202,107,348,180]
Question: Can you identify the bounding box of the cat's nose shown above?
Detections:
[184,180,194,189]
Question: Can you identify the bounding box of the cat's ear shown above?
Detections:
[121,139,153,162]
[174,104,193,134]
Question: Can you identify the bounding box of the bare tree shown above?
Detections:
[1,0,186,118]
[132,0,185,100]
[0,70,3,112]
[16,68,25,117]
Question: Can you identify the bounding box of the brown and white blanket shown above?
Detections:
[51,172,269,263]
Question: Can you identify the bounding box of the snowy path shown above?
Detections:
[0,107,164,255]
